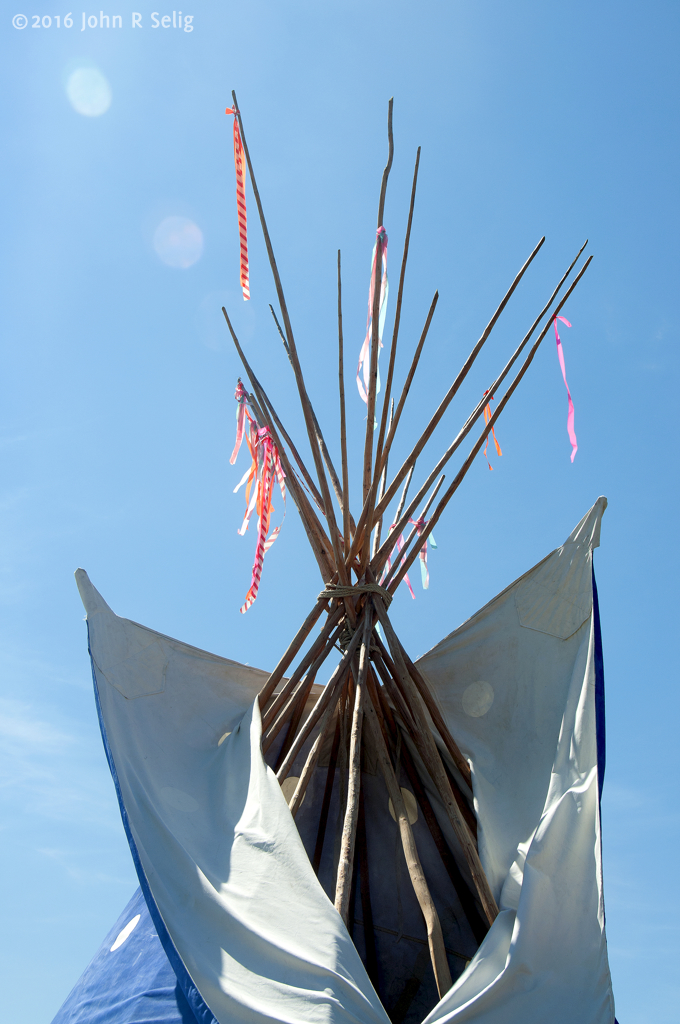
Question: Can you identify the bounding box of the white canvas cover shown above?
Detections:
[75,495,615,1024]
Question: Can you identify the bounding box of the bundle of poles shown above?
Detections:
[222,92,592,997]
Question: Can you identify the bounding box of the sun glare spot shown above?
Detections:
[66,67,112,117]
[154,217,204,269]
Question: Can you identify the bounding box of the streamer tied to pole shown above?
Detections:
[381,525,414,598]
[230,382,286,613]
[483,392,502,470]
[381,519,437,598]
[357,226,389,408]
[225,107,250,301]
[408,517,437,590]
[553,316,578,462]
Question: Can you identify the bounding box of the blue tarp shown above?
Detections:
[51,888,198,1024]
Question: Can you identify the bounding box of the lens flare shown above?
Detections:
[153,217,204,269]
[66,67,112,117]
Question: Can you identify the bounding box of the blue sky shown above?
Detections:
[1,2,678,1021]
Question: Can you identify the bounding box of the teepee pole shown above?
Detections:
[335,608,374,922]
[372,632,474,817]
[357,789,379,990]
[372,641,477,839]
[274,669,320,770]
[256,599,332,707]
[350,237,544,572]
[371,399,393,558]
[389,255,594,593]
[373,599,498,925]
[269,304,352,526]
[288,674,349,818]
[261,609,344,727]
[338,251,352,559]
[262,622,346,753]
[373,147,421,491]
[362,691,453,997]
[258,387,324,511]
[370,648,417,733]
[231,92,350,587]
[370,239,590,552]
[382,472,445,589]
[312,700,343,873]
[368,466,415,578]
[240,389,337,579]
[358,291,439,575]
[277,623,365,783]
[263,648,341,757]
[361,100,394,553]
[399,730,489,945]
[396,641,473,788]
[373,236,546,519]
[222,310,336,579]
[374,290,438,484]
[370,667,488,944]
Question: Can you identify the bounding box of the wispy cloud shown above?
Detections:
[0,697,119,829]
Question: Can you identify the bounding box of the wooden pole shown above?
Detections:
[370,648,418,735]
[231,92,350,586]
[399,733,488,945]
[371,640,476,832]
[338,251,352,559]
[312,700,343,873]
[359,291,439,576]
[372,599,498,925]
[288,674,348,817]
[370,239,590,555]
[374,291,439,484]
[249,391,336,576]
[374,236,546,519]
[276,620,366,783]
[222,309,336,579]
[370,668,487,944]
[382,473,446,589]
[269,303,353,529]
[256,598,330,708]
[261,608,344,727]
[371,399,393,558]
[251,321,326,510]
[361,99,394,533]
[349,460,413,578]
[262,623,344,755]
[373,148,421,491]
[357,788,380,990]
[274,668,319,771]
[362,688,453,997]
[388,255,594,594]
[396,641,473,792]
[335,608,374,922]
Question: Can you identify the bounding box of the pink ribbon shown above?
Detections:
[553,316,578,463]
[237,426,286,614]
[357,226,388,407]
[381,524,415,599]
[230,379,251,464]
[231,383,287,613]
[408,517,437,590]
[381,519,438,598]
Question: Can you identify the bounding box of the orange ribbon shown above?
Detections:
[225,107,250,301]
[483,392,502,470]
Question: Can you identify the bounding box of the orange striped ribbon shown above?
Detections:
[225,107,250,301]
[232,392,287,613]
[483,392,502,470]
[238,428,286,613]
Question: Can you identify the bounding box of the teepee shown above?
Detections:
[52,97,616,1024]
